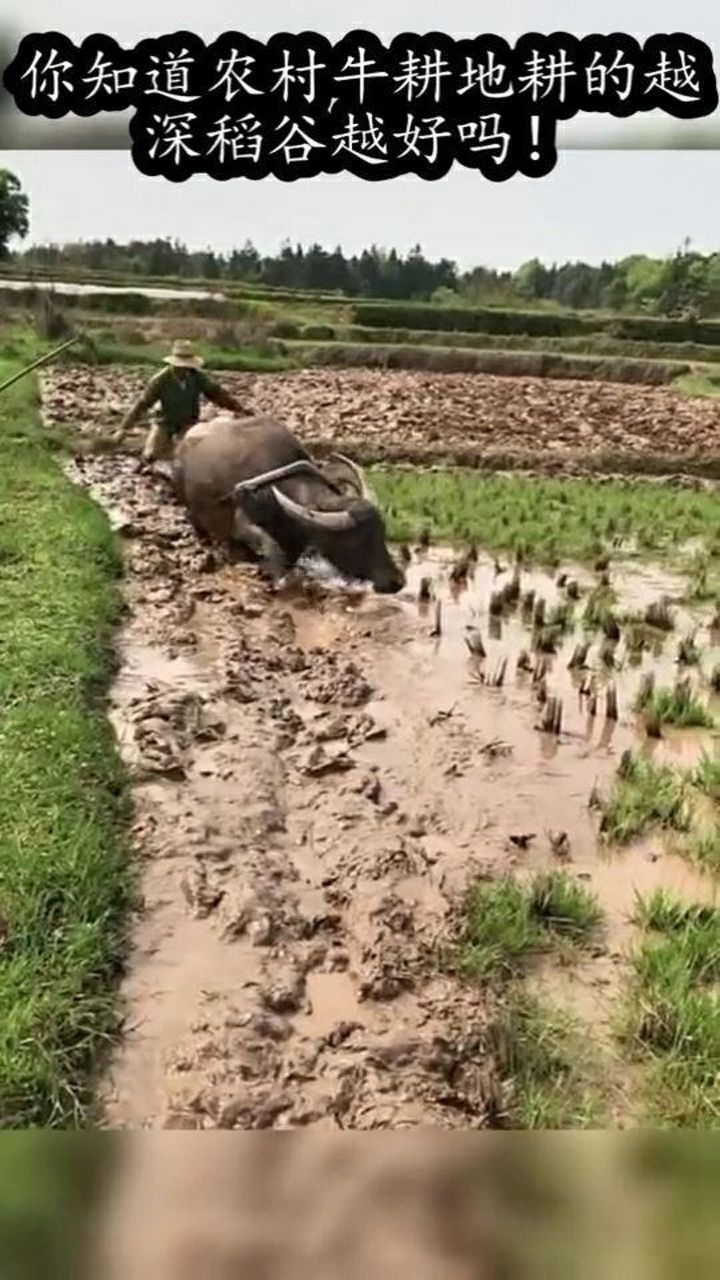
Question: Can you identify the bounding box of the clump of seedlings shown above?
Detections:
[501,566,522,607]
[583,584,617,632]
[535,626,560,656]
[548,602,574,633]
[489,657,508,688]
[517,649,533,673]
[568,642,590,671]
[521,589,536,620]
[489,590,505,617]
[624,623,648,662]
[599,753,690,844]
[606,684,619,721]
[677,633,701,666]
[451,545,479,583]
[599,638,617,669]
[538,697,563,735]
[692,752,720,803]
[457,871,603,980]
[644,596,675,632]
[532,655,550,685]
[685,551,713,602]
[465,626,486,658]
[532,597,546,629]
[620,891,720,1127]
[601,612,621,643]
[633,677,714,729]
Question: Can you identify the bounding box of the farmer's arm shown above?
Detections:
[116,371,166,437]
[200,372,248,416]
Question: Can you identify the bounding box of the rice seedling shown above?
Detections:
[620,894,720,1126]
[644,597,675,632]
[677,633,701,666]
[582,583,618,632]
[692,752,720,802]
[486,992,609,1129]
[547,602,574,633]
[372,470,720,567]
[599,754,691,844]
[457,872,603,981]
[534,626,561,655]
[686,829,720,872]
[639,682,714,729]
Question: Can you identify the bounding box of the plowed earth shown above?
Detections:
[43,365,720,471]
[44,368,718,1133]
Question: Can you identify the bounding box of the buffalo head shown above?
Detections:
[272,455,405,595]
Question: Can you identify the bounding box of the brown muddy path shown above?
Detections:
[68,454,717,1131]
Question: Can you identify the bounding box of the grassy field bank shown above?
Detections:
[0,344,130,1126]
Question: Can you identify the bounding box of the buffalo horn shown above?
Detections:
[328,452,376,504]
[272,486,357,532]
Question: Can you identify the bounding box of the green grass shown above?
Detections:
[674,369,720,400]
[633,683,715,729]
[0,346,130,1125]
[85,335,295,373]
[692,753,720,802]
[457,872,602,981]
[599,754,691,845]
[488,992,609,1128]
[621,893,720,1127]
[687,830,720,872]
[370,470,720,563]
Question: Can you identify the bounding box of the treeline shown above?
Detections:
[13,239,457,301]
[10,237,720,316]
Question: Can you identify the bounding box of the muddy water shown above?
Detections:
[64,452,718,1132]
[355,548,719,1027]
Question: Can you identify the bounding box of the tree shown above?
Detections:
[0,169,29,258]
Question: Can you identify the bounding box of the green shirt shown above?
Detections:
[123,365,240,437]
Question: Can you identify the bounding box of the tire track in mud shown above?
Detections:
[73,457,497,1130]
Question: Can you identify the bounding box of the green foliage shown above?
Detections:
[600,755,691,844]
[0,359,131,1125]
[0,169,29,259]
[457,873,602,980]
[622,894,720,1127]
[370,469,720,562]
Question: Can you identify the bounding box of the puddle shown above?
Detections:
[303,971,365,1037]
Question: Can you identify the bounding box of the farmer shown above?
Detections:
[116,339,247,463]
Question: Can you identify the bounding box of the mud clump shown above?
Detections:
[46,365,720,470]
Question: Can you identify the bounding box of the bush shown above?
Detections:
[352,302,720,346]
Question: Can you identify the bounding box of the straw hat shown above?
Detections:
[163,339,205,368]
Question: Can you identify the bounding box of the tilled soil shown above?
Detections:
[44,365,720,470]
[81,457,504,1131]
[70,450,718,1134]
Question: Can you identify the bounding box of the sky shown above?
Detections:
[1,149,717,272]
[1,3,719,271]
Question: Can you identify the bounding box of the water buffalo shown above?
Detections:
[173,414,405,594]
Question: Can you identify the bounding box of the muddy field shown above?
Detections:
[43,365,720,470]
[42,363,718,1131]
